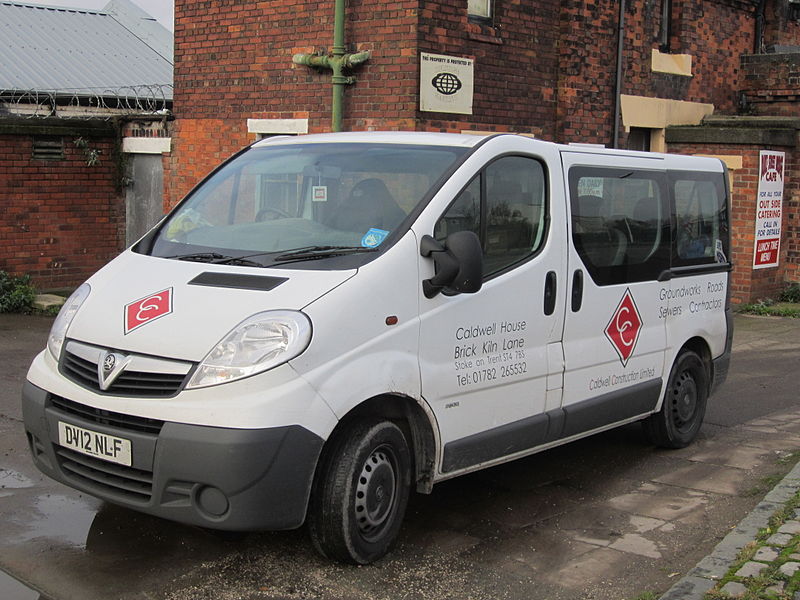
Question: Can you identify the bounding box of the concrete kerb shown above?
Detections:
[32,293,65,311]
[659,458,800,600]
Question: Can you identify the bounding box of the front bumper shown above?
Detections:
[22,381,324,531]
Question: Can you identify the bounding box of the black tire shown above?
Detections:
[643,349,708,449]
[307,419,412,564]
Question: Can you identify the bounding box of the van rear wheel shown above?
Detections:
[643,349,708,449]
[308,418,411,564]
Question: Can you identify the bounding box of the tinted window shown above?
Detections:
[672,171,729,266]
[569,167,670,286]
[435,156,547,278]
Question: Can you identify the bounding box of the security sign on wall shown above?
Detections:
[420,52,474,115]
[753,150,785,269]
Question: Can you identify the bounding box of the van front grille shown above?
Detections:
[49,396,164,435]
[55,447,153,502]
[61,345,190,398]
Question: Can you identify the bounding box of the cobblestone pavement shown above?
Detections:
[658,314,800,600]
[661,457,800,600]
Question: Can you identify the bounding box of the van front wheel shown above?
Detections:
[643,350,708,449]
[308,419,412,564]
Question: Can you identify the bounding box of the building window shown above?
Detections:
[468,0,492,22]
[791,1,800,21]
[626,127,651,152]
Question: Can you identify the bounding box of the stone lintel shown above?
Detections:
[666,126,797,147]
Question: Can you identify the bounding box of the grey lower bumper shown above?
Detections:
[711,306,734,394]
[22,381,324,531]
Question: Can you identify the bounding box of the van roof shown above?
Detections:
[252,131,488,148]
[558,143,725,171]
[252,131,725,171]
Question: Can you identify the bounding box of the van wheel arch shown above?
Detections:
[680,336,713,396]
[315,395,438,497]
[643,341,711,449]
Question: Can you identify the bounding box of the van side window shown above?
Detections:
[569,167,670,286]
[672,172,729,266]
[435,156,547,278]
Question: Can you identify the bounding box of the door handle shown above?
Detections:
[571,269,583,312]
[544,271,557,316]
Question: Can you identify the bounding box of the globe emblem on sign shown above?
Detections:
[432,72,462,95]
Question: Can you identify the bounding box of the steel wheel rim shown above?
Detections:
[671,369,698,433]
[354,444,398,541]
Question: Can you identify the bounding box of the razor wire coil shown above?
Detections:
[0,84,173,119]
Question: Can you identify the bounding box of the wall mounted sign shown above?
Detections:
[420,52,474,115]
[753,150,785,269]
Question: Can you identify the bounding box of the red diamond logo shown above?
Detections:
[124,288,173,334]
[604,288,642,367]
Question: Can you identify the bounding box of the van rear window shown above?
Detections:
[671,172,729,267]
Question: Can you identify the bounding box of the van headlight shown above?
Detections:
[47,283,91,361]
[186,310,312,389]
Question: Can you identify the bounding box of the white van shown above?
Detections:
[23,132,732,564]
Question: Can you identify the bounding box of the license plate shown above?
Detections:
[58,421,132,467]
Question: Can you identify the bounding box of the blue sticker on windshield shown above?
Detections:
[361,228,390,248]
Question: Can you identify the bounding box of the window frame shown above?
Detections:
[669,170,730,270]
[468,0,493,24]
[626,127,652,152]
[435,153,550,284]
[568,166,671,287]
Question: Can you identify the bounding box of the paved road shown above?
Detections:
[1,313,799,600]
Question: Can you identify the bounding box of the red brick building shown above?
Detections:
[0,1,172,290]
[0,119,124,288]
[165,0,799,303]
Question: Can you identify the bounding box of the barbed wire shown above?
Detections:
[0,84,173,119]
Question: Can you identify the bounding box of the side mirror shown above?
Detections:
[420,231,483,298]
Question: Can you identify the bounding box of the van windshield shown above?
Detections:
[147,142,468,267]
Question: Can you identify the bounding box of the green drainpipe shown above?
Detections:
[292,0,370,132]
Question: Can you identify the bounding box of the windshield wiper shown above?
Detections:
[273,246,378,262]
[168,252,228,262]
[167,252,265,268]
[210,256,267,267]
[168,246,376,267]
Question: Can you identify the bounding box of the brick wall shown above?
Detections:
[764,0,800,48]
[170,0,419,206]
[556,1,619,144]
[646,1,754,111]
[741,52,800,116]
[169,0,776,188]
[783,134,800,286]
[416,1,757,142]
[416,0,558,138]
[0,131,125,289]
